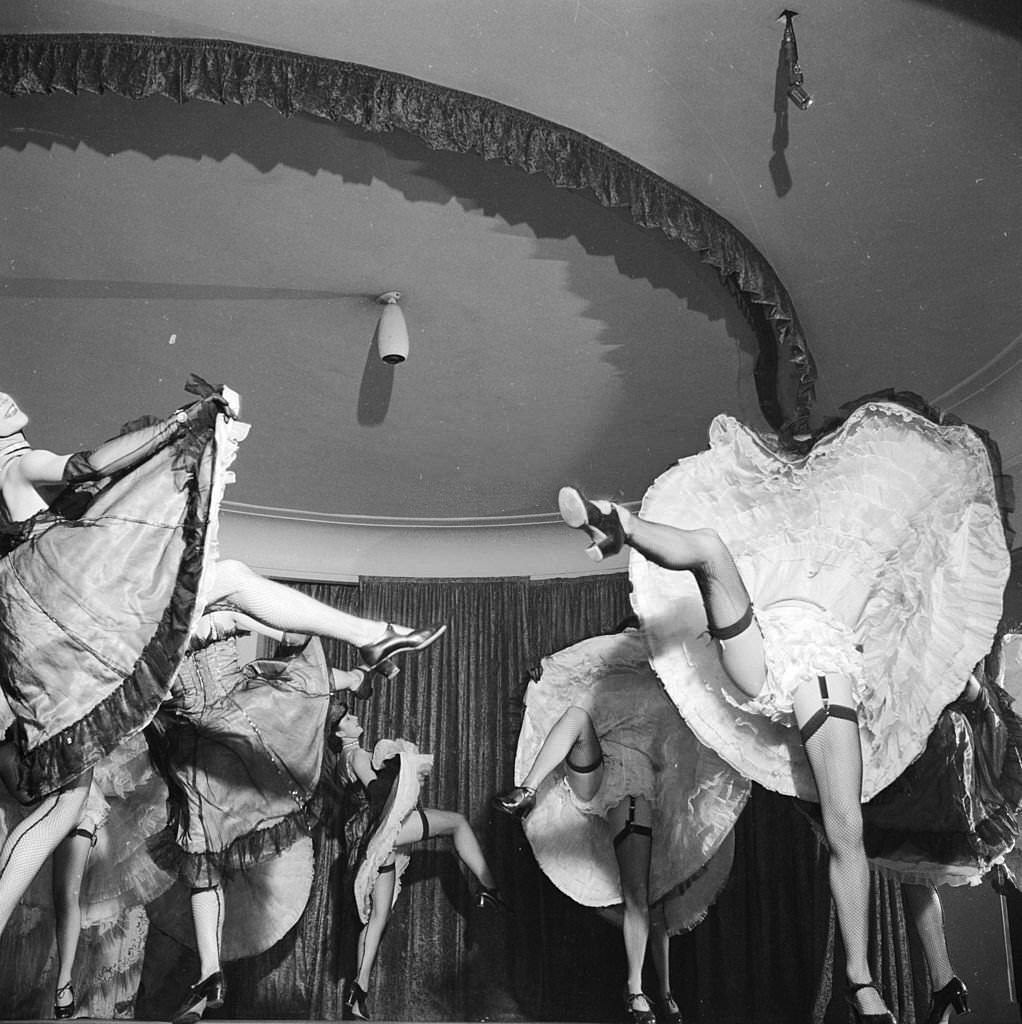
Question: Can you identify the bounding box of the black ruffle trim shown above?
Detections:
[15,414,216,800]
[0,32,815,434]
[150,793,323,887]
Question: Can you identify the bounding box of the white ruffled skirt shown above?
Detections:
[631,400,1009,801]
[516,630,749,933]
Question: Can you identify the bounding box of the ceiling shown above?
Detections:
[1,1,1019,577]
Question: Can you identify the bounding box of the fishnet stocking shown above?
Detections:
[208,559,388,647]
[796,680,889,1017]
[190,886,225,981]
[0,771,92,934]
[903,882,954,989]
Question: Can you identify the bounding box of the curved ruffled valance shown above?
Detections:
[0,32,816,432]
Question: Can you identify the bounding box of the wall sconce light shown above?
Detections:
[779,10,813,110]
[376,291,409,364]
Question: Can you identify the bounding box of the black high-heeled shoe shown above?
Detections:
[171,970,226,1024]
[923,976,969,1024]
[558,486,626,561]
[475,886,509,910]
[350,667,374,701]
[357,623,447,674]
[624,991,656,1024]
[345,980,370,1021]
[491,785,537,818]
[657,992,683,1024]
[846,981,896,1024]
[53,982,75,1019]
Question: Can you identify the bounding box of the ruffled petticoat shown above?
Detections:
[144,633,333,959]
[516,630,749,933]
[145,838,314,962]
[0,732,175,1017]
[349,742,434,924]
[631,399,1009,802]
[151,633,333,877]
[0,412,246,801]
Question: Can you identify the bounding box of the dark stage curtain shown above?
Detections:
[0,32,816,436]
[128,573,924,1024]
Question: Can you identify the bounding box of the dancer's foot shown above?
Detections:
[846,982,896,1023]
[923,976,969,1024]
[558,486,627,561]
[54,982,76,1020]
[345,980,370,1020]
[331,667,374,701]
[624,992,656,1024]
[475,886,510,910]
[492,785,537,819]
[171,971,225,1024]
[351,667,374,701]
[658,993,683,1024]
[357,623,447,671]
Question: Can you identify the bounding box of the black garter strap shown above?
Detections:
[378,861,397,874]
[565,753,603,774]
[417,805,430,841]
[613,795,652,848]
[799,675,858,745]
[70,826,97,846]
[708,603,755,641]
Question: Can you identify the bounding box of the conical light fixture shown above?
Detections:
[376,291,409,364]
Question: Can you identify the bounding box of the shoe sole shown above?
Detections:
[558,486,589,528]
[558,488,611,562]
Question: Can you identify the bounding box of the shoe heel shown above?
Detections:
[356,658,400,681]
[953,991,970,1014]
[374,659,400,680]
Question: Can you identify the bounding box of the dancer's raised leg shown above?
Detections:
[493,705,605,816]
[207,559,445,667]
[559,489,766,699]
[395,809,498,890]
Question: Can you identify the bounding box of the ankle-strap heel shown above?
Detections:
[846,982,896,1024]
[923,976,969,1024]
[171,970,225,1024]
[54,982,76,1020]
[558,487,626,561]
[491,785,537,818]
[346,980,370,1020]
[657,992,683,1024]
[624,991,656,1024]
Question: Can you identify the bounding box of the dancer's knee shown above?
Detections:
[660,526,727,572]
[821,799,864,857]
[210,557,252,595]
[561,705,594,733]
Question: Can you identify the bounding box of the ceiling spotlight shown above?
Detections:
[787,81,813,111]
[376,291,409,365]
[779,10,813,110]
